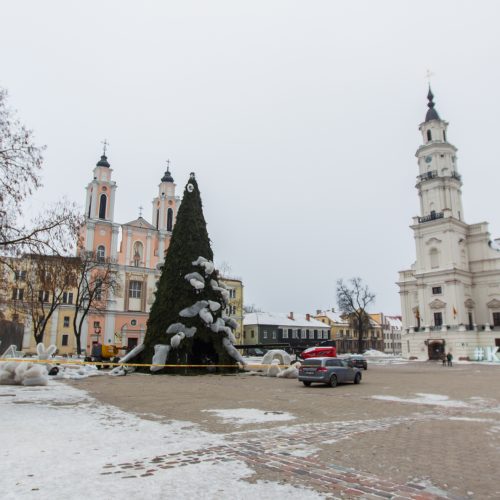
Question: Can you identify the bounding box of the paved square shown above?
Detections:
[72,362,500,499]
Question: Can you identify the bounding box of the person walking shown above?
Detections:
[446,351,453,367]
[441,353,447,367]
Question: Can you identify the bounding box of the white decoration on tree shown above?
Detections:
[167,323,197,338]
[222,337,246,364]
[184,272,205,283]
[151,344,170,372]
[189,278,205,290]
[208,300,221,312]
[171,332,185,349]
[199,307,214,325]
[118,343,145,364]
[179,300,209,318]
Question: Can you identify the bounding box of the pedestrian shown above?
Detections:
[446,351,453,367]
[441,353,446,367]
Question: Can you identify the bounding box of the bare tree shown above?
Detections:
[243,304,263,313]
[0,87,80,268]
[336,277,375,354]
[11,254,79,344]
[72,251,120,355]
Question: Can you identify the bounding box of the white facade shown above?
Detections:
[398,90,500,360]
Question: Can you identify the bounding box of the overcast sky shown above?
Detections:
[2,0,500,315]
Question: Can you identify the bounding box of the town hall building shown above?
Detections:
[398,89,500,360]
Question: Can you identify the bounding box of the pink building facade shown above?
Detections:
[80,153,179,353]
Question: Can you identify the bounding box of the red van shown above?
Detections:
[300,346,337,359]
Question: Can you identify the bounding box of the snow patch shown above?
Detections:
[203,408,296,425]
[372,393,471,408]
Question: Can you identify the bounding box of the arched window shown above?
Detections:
[167,208,173,232]
[88,199,92,218]
[430,248,439,269]
[427,130,432,142]
[97,245,105,262]
[443,130,447,142]
[156,209,160,230]
[133,241,143,267]
[99,194,107,219]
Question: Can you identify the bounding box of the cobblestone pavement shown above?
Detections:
[76,363,500,499]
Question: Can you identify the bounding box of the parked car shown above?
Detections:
[347,355,368,370]
[300,345,337,359]
[246,348,266,356]
[298,357,362,387]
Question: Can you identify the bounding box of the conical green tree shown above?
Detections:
[141,173,240,373]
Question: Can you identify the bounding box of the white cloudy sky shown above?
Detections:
[2,0,500,315]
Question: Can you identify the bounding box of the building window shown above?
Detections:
[95,278,103,300]
[308,329,314,339]
[427,130,432,141]
[292,329,298,339]
[432,286,442,295]
[63,316,70,328]
[62,292,73,304]
[272,330,276,339]
[468,312,473,329]
[281,328,287,339]
[167,208,174,232]
[38,290,49,302]
[492,312,500,327]
[434,312,443,327]
[156,208,160,230]
[229,288,236,299]
[93,321,100,328]
[97,245,105,262]
[98,193,107,219]
[263,330,268,339]
[251,330,254,338]
[14,270,26,281]
[12,288,24,301]
[62,334,69,346]
[129,280,142,299]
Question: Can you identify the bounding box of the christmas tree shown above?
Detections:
[140,173,244,373]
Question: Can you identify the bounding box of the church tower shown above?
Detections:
[151,162,179,261]
[83,145,120,261]
[398,89,500,361]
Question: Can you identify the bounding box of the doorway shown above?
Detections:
[428,339,445,360]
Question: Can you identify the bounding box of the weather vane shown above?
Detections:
[138,205,143,217]
[425,69,434,85]
[166,158,170,170]
[101,139,109,155]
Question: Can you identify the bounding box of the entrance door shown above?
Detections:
[495,338,500,348]
[127,337,138,352]
[428,340,445,360]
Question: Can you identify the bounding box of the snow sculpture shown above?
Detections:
[36,343,57,361]
[261,349,292,367]
[151,344,170,372]
[266,359,281,377]
[277,362,301,379]
[0,361,48,386]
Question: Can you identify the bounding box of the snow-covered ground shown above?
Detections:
[0,381,322,500]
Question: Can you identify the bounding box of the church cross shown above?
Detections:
[101,139,109,155]
[138,205,143,217]
[425,69,435,85]
[166,159,170,169]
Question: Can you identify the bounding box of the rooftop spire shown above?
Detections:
[161,159,174,183]
[425,86,440,122]
[96,139,110,167]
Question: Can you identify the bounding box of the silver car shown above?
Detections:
[298,357,362,387]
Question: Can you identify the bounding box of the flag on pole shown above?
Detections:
[453,306,458,318]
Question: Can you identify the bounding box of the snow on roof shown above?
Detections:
[315,310,347,324]
[244,312,329,329]
[385,316,403,329]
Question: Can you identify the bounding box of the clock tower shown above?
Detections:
[398,89,500,361]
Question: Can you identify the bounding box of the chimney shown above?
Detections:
[289,311,294,320]
[316,309,321,315]
[306,313,311,321]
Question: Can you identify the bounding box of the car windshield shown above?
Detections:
[303,359,322,366]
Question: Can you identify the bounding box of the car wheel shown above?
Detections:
[329,375,338,388]
[302,381,311,387]
[354,373,361,384]
[364,366,368,370]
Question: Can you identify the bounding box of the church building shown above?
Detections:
[398,90,500,360]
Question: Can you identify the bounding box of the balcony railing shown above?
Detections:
[418,211,444,224]
[418,171,437,182]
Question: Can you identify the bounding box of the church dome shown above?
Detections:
[425,88,440,122]
[161,167,174,183]
[96,154,110,168]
